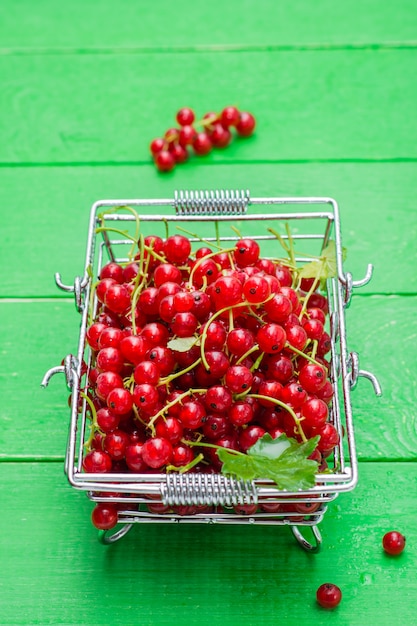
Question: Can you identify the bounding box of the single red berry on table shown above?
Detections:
[316,583,342,609]
[382,531,406,555]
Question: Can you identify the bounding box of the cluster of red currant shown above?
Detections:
[149,106,256,172]
[81,223,342,530]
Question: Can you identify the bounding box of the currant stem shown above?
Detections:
[95,226,137,243]
[175,226,223,251]
[187,246,234,289]
[235,345,259,365]
[185,439,246,456]
[246,393,308,442]
[166,452,204,474]
[284,342,322,366]
[158,357,202,386]
[299,275,321,318]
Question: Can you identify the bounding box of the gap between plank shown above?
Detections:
[1,157,417,168]
[1,41,417,56]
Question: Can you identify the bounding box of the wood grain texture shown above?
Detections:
[1,162,416,297]
[0,296,415,461]
[0,0,416,50]
[348,295,417,460]
[1,49,416,163]
[0,461,415,626]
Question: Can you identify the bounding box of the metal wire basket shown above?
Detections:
[42,189,381,551]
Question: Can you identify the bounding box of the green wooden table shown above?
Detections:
[1,1,417,624]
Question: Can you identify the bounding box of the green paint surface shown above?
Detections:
[1,1,416,624]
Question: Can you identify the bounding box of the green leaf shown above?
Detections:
[298,240,346,283]
[217,434,320,491]
[248,432,293,459]
[167,336,198,352]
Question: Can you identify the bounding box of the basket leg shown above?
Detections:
[98,523,133,545]
[291,525,322,553]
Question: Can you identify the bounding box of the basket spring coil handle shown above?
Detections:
[174,189,250,216]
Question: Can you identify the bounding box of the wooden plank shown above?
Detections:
[0,49,416,163]
[0,460,415,625]
[0,0,416,50]
[0,296,415,460]
[0,300,79,461]
[1,163,416,297]
[348,295,417,460]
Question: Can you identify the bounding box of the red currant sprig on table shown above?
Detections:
[150,106,256,172]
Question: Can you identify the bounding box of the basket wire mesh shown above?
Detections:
[43,190,381,550]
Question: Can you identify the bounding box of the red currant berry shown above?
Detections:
[150,137,165,156]
[298,363,327,393]
[316,583,342,609]
[100,262,124,283]
[256,323,287,354]
[95,371,124,401]
[225,365,253,393]
[106,387,134,416]
[316,422,340,455]
[96,347,124,373]
[155,416,184,444]
[243,275,271,304]
[133,360,160,386]
[83,449,113,473]
[91,503,118,530]
[163,234,191,265]
[212,275,243,308]
[200,320,227,350]
[120,334,151,365]
[169,142,188,164]
[141,437,173,468]
[275,264,292,287]
[236,111,256,136]
[193,132,212,155]
[281,382,307,409]
[178,124,197,147]
[171,443,194,467]
[103,429,129,460]
[220,105,240,127]
[234,238,260,267]
[125,442,148,472]
[301,397,328,429]
[86,322,108,350]
[239,425,266,452]
[226,327,255,357]
[154,150,175,172]
[171,311,198,338]
[228,401,254,427]
[264,293,293,323]
[257,379,283,407]
[179,400,206,429]
[176,107,195,126]
[132,383,159,411]
[382,531,406,555]
[104,283,131,314]
[172,290,194,313]
[96,407,120,433]
[204,386,233,413]
[210,123,232,148]
[146,345,176,377]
